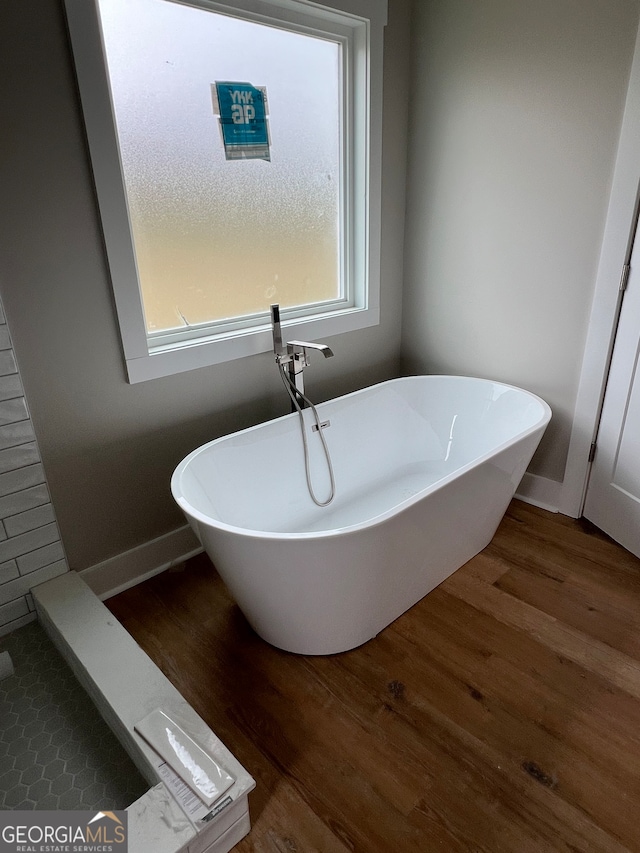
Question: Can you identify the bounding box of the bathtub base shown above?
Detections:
[198,446,527,655]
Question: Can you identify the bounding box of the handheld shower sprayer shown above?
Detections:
[270,303,286,358]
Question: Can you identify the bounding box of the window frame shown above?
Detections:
[64,0,387,383]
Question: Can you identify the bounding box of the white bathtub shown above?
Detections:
[171,376,551,655]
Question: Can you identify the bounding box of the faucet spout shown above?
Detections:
[286,340,334,359]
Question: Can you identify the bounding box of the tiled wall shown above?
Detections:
[0,299,69,635]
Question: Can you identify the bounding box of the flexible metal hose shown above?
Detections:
[278,363,336,507]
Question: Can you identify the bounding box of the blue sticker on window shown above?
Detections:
[212,81,270,161]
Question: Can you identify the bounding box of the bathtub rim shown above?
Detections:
[171,374,551,541]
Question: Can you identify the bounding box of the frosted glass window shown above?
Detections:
[96,0,342,335]
[64,0,386,381]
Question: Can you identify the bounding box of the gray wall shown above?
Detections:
[0,0,411,570]
[402,0,640,482]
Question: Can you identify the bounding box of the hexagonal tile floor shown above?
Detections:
[0,620,149,810]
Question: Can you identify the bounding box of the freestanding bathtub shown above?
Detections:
[171,376,551,655]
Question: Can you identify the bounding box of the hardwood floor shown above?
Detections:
[108,501,640,852]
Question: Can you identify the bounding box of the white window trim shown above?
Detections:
[64,0,387,383]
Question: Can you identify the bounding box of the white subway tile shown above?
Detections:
[0,559,68,605]
[0,463,46,497]
[0,521,59,564]
[5,503,55,537]
[0,397,28,425]
[0,559,19,584]
[0,484,49,519]
[0,522,6,542]
[0,611,37,635]
[0,375,23,402]
[0,595,29,625]
[17,540,65,575]
[0,302,6,324]
[0,420,35,451]
[0,442,40,475]
[0,327,12,351]
[0,350,17,377]
[25,592,35,611]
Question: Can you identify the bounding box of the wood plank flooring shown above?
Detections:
[107,501,640,852]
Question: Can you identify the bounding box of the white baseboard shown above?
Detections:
[515,472,562,513]
[79,524,203,601]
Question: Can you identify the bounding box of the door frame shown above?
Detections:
[560,19,640,518]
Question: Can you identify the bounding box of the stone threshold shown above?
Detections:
[32,571,255,853]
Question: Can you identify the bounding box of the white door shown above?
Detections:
[584,229,640,559]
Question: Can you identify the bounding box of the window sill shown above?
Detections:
[125,303,379,383]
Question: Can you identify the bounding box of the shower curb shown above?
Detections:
[32,571,255,853]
